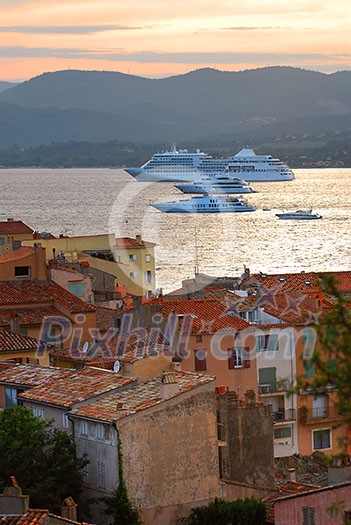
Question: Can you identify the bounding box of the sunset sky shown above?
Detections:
[1,0,350,81]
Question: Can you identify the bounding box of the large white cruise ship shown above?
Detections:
[124,145,295,182]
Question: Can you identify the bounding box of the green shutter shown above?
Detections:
[259,367,277,391]
[304,360,314,378]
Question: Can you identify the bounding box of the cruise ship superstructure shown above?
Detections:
[124,146,295,182]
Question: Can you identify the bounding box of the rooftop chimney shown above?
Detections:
[61,497,78,522]
[7,218,14,222]
[288,468,296,482]
[135,234,142,244]
[160,372,179,399]
[0,477,30,516]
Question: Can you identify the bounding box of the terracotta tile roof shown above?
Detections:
[0,511,48,525]
[115,237,155,248]
[243,270,351,295]
[0,279,95,313]
[18,366,135,408]
[49,329,170,368]
[0,511,94,525]
[260,292,322,325]
[0,329,39,353]
[70,370,215,422]
[0,306,64,328]
[0,247,35,264]
[0,220,34,235]
[0,363,70,387]
[263,481,320,523]
[96,306,119,332]
[155,298,252,333]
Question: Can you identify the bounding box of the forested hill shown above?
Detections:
[0,66,350,148]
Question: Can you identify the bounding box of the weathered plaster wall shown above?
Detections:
[218,394,275,487]
[118,382,220,524]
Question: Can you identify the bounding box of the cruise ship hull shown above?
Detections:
[125,168,294,182]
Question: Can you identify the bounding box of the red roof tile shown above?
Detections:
[0,306,64,328]
[0,220,34,235]
[70,370,215,422]
[243,270,351,295]
[153,298,251,333]
[0,329,39,353]
[18,366,135,408]
[96,306,119,332]
[0,247,35,264]
[0,363,70,387]
[0,279,95,313]
[115,237,155,248]
[0,511,48,525]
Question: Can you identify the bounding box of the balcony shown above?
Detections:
[273,409,296,423]
[299,405,341,423]
[259,379,290,395]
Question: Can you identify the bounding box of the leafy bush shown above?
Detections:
[185,497,267,525]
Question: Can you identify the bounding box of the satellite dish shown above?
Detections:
[113,360,120,373]
[82,341,89,354]
[117,299,124,309]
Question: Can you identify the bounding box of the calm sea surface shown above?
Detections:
[1,168,350,292]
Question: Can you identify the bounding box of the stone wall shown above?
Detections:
[218,393,275,486]
[118,382,220,525]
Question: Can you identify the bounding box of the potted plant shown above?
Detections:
[300,404,309,423]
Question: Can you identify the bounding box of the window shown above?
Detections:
[256,334,278,352]
[83,464,90,483]
[304,359,314,378]
[228,347,243,369]
[32,406,44,419]
[145,270,152,284]
[14,265,31,277]
[97,461,106,489]
[313,429,331,450]
[303,506,316,525]
[194,349,207,371]
[259,367,277,392]
[96,424,104,441]
[145,254,151,262]
[68,281,85,298]
[62,413,70,428]
[129,272,137,278]
[5,387,18,408]
[81,420,89,436]
[344,511,351,524]
[274,426,292,439]
[129,254,137,261]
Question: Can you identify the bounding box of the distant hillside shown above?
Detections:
[0,80,19,93]
[0,67,351,147]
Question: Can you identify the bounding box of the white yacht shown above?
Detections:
[124,145,295,182]
[276,209,322,220]
[174,175,255,194]
[150,195,255,213]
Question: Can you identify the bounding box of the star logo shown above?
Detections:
[255,284,281,310]
[225,297,245,316]
[306,309,322,325]
[282,293,306,316]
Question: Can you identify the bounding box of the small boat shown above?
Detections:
[175,175,256,194]
[276,209,322,220]
[150,195,255,213]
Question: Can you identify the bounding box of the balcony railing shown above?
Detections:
[259,380,290,395]
[272,409,296,422]
[299,405,341,423]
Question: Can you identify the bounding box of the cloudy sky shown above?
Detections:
[1,0,350,81]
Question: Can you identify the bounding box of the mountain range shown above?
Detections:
[1,66,351,148]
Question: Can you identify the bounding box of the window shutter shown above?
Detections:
[244,347,250,367]
[228,348,235,369]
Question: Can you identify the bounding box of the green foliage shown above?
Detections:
[103,429,141,525]
[310,276,351,425]
[184,498,267,525]
[0,406,87,514]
